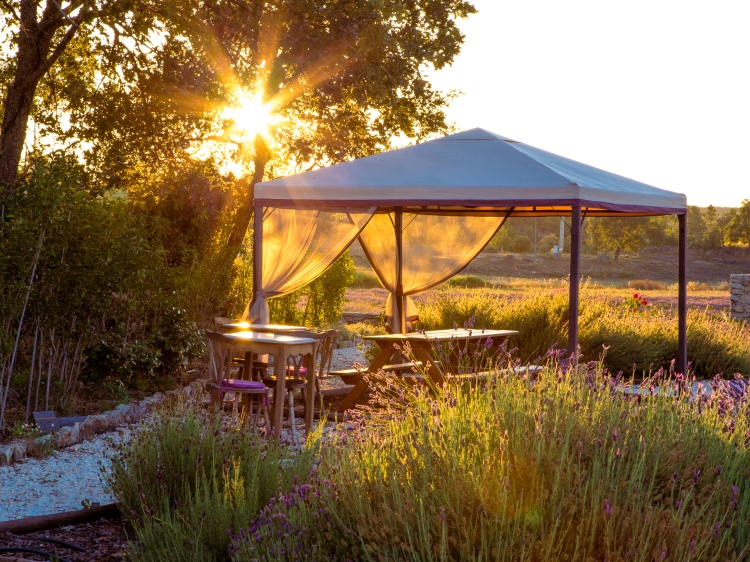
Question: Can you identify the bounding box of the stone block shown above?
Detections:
[55,424,80,448]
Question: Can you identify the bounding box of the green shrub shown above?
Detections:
[81,330,162,386]
[446,275,487,289]
[628,279,668,291]
[509,234,532,253]
[349,270,382,289]
[416,287,750,377]
[269,251,355,327]
[233,360,750,561]
[108,396,320,561]
[152,307,205,375]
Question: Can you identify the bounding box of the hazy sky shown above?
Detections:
[429,0,749,207]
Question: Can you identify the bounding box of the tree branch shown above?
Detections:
[19,6,89,91]
[0,0,20,21]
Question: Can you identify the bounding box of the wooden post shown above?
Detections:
[677,213,688,375]
[394,207,405,334]
[567,206,581,358]
[252,203,263,305]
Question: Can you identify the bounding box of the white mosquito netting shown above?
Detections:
[358,212,505,333]
[244,207,374,323]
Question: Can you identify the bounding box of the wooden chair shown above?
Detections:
[260,329,338,443]
[205,331,271,431]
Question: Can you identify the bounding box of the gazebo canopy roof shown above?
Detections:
[256,128,686,216]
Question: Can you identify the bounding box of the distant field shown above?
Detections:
[345,240,744,316]
[348,240,750,285]
[344,284,731,316]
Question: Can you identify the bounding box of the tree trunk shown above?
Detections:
[0,1,87,191]
[226,134,268,249]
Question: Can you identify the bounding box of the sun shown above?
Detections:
[223,91,280,141]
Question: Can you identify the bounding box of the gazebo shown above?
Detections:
[248,128,689,373]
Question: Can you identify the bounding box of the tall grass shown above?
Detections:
[107,397,320,561]
[231,360,750,561]
[416,287,750,377]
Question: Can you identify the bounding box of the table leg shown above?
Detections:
[243,352,252,380]
[410,341,445,385]
[273,347,287,439]
[304,343,318,433]
[337,343,394,411]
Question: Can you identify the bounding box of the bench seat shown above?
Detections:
[329,362,423,384]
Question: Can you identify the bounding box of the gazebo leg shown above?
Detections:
[567,206,581,359]
[677,213,687,375]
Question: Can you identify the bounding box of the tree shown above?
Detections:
[587,217,648,260]
[686,205,706,247]
[22,0,476,251]
[0,1,103,190]
[725,199,750,246]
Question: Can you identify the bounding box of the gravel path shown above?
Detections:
[0,428,130,522]
[0,349,366,523]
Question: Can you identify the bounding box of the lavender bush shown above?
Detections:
[416,286,750,377]
[232,353,750,561]
[107,396,320,561]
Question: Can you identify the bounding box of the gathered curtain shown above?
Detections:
[358,212,506,333]
[244,207,374,323]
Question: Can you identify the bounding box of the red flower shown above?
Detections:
[633,293,640,299]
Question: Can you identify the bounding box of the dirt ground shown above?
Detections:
[0,517,130,561]
[350,240,750,286]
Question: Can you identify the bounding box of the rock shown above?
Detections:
[55,424,80,448]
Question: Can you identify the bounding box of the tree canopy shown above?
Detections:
[1,0,476,246]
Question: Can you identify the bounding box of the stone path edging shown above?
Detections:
[0,379,206,466]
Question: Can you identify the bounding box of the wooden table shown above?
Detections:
[337,328,518,411]
[206,331,319,439]
[216,322,307,334]
[215,322,308,378]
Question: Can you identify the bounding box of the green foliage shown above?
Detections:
[587,217,649,258]
[260,361,749,561]
[725,199,750,246]
[81,331,161,386]
[152,307,205,376]
[509,234,532,253]
[269,251,355,327]
[446,275,487,289]
[349,270,381,289]
[108,397,320,562]
[416,287,750,377]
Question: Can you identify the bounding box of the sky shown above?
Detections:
[429,0,750,207]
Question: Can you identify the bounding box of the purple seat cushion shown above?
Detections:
[220,379,266,390]
[286,366,307,376]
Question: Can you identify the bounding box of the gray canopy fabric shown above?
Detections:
[250,127,688,374]
[256,128,687,216]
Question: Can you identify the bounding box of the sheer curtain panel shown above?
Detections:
[358,212,506,333]
[244,207,374,323]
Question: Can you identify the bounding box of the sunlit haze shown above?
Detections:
[430,0,749,207]
[222,91,280,143]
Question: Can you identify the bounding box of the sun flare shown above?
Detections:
[223,91,279,141]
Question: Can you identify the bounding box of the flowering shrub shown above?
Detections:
[416,287,750,377]
[625,292,650,313]
[108,396,320,561]
[268,354,750,561]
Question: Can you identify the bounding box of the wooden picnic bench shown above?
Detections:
[336,328,519,411]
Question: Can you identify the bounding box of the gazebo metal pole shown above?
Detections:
[252,203,263,307]
[567,206,581,358]
[677,213,687,375]
[395,207,405,334]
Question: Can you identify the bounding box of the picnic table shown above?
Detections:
[206,330,319,439]
[215,321,307,334]
[337,328,518,411]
